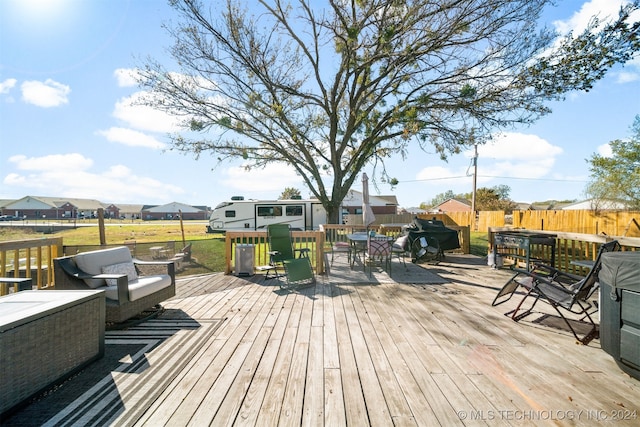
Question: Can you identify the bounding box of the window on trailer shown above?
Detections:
[257,206,282,217]
[286,205,303,216]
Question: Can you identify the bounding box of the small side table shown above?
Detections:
[0,277,32,295]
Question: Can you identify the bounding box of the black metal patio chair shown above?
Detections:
[491,240,621,344]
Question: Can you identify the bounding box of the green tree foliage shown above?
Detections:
[139,0,639,223]
[586,115,640,210]
[474,186,517,212]
[279,187,301,199]
[429,190,458,207]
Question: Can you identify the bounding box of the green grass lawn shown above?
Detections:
[470,231,490,257]
[1,222,227,276]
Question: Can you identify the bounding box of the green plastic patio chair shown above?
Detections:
[282,257,316,290]
[265,224,312,287]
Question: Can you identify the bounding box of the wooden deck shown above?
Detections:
[5,255,640,426]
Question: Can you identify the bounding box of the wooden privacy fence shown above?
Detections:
[0,237,62,294]
[513,210,640,236]
[411,210,638,235]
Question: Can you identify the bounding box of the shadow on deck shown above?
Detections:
[4,255,640,426]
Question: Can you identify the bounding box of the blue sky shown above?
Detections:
[1,0,639,209]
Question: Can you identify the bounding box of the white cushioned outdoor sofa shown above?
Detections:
[54,246,176,323]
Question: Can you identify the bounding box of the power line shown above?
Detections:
[399,175,588,184]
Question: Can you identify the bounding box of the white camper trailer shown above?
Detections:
[207,197,329,232]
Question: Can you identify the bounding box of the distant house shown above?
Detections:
[513,202,536,211]
[0,195,105,219]
[110,203,145,219]
[0,196,210,220]
[430,198,472,213]
[141,202,208,220]
[402,207,428,215]
[341,190,398,215]
[561,199,629,211]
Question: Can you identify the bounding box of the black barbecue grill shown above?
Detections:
[399,217,461,263]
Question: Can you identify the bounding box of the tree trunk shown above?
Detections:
[324,200,342,224]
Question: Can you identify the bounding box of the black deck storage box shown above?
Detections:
[599,252,640,380]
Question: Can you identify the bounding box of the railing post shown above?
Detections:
[225,233,233,275]
[316,230,325,275]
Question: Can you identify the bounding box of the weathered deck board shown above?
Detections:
[129,258,640,425]
[6,255,640,426]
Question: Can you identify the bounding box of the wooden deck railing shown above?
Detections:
[225,230,325,275]
[0,237,63,294]
[488,227,640,274]
[225,224,471,275]
[320,223,470,254]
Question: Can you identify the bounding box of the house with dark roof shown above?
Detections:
[141,202,208,220]
[0,196,210,220]
[430,198,472,213]
[341,190,399,215]
[0,196,105,219]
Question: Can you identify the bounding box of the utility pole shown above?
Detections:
[471,144,478,214]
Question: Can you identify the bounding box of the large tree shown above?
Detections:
[139,0,639,222]
[472,186,517,212]
[585,115,640,210]
[279,187,301,199]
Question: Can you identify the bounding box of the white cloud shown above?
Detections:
[413,132,564,195]
[553,0,631,36]
[474,133,563,179]
[476,133,563,161]
[616,71,639,83]
[114,68,139,87]
[21,79,70,107]
[113,91,183,133]
[0,78,17,93]
[597,143,613,157]
[615,54,640,83]
[9,153,92,171]
[96,127,166,149]
[4,153,184,203]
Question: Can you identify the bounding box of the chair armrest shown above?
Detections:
[295,248,311,258]
[94,274,129,303]
[530,264,584,287]
[133,259,175,279]
[516,268,575,297]
[133,259,173,266]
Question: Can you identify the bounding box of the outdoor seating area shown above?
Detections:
[3,252,640,425]
[53,246,176,323]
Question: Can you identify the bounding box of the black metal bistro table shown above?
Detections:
[347,233,392,269]
[494,231,556,271]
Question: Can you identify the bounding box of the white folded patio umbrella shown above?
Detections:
[362,173,376,229]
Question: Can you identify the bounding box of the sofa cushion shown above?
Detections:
[104,274,173,302]
[393,235,409,251]
[74,246,133,288]
[102,261,138,286]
